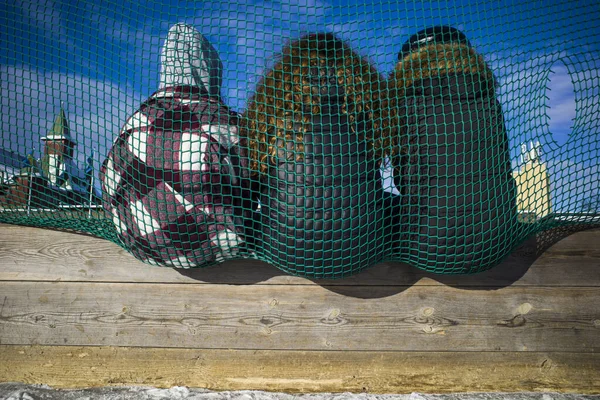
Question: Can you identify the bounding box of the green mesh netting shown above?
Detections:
[1,1,599,278]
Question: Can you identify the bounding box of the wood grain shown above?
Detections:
[1,223,599,393]
[1,223,599,287]
[1,345,598,393]
[0,282,598,352]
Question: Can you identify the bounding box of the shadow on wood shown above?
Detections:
[177,224,600,299]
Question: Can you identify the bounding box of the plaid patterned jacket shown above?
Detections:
[100,85,255,268]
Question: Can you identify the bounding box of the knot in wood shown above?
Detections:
[498,314,527,328]
[421,307,434,317]
[320,309,346,326]
[182,318,203,328]
[516,303,532,315]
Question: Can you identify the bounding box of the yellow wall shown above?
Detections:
[512,161,552,218]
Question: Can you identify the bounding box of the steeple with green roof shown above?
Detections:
[42,106,76,145]
[41,106,77,185]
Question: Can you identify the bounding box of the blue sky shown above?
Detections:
[1,0,599,212]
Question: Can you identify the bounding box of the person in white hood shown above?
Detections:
[159,22,222,97]
[101,23,256,268]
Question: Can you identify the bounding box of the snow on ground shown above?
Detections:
[0,384,598,400]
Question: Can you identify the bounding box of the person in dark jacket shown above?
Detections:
[241,33,387,278]
[386,26,519,274]
[101,23,255,268]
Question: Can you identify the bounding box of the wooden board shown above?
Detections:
[0,282,598,352]
[1,223,599,393]
[1,346,598,393]
[1,223,599,287]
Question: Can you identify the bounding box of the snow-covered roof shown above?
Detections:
[0,148,24,170]
[0,149,27,182]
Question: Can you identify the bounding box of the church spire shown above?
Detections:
[41,105,77,185]
[43,105,75,144]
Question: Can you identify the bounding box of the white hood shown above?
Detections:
[159,23,223,97]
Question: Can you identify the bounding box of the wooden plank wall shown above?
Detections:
[0,223,599,393]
